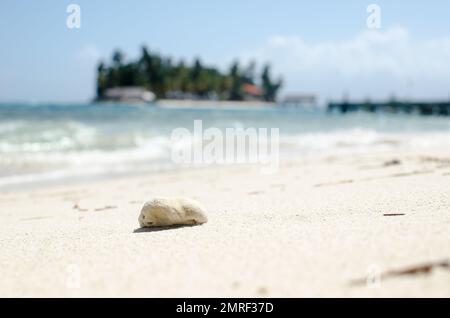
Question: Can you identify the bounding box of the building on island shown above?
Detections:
[101,87,155,103]
[281,94,317,107]
[242,83,263,101]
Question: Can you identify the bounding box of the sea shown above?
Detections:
[1,102,450,189]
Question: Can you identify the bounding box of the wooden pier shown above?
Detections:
[328,101,450,116]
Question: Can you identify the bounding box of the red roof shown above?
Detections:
[242,83,262,96]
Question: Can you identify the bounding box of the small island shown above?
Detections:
[95,47,283,104]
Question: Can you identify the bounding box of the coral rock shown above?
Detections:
[138,197,208,227]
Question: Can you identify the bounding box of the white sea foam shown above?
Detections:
[1,103,450,187]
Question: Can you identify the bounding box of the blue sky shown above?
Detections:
[1,0,450,102]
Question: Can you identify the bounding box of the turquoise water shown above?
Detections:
[1,102,450,187]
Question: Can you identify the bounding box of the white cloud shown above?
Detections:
[238,27,450,102]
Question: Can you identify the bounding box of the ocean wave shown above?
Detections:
[2,104,450,187]
[2,128,450,188]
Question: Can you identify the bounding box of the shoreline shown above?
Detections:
[91,99,278,109]
[0,148,422,194]
[156,99,277,109]
[1,149,449,297]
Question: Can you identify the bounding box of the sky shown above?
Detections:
[1,0,450,103]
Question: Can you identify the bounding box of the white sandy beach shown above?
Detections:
[156,99,278,109]
[0,149,449,297]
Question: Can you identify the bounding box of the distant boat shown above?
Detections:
[99,87,156,104]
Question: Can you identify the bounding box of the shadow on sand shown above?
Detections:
[133,224,200,233]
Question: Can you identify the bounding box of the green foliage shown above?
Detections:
[261,65,283,102]
[96,47,282,101]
